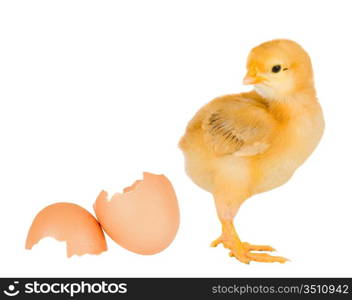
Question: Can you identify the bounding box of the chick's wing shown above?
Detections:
[202,98,277,156]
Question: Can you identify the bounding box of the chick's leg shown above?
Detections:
[210,177,288,264]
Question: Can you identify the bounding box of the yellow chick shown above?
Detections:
[179,39,324,264]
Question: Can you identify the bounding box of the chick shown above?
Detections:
[179,39,324,264]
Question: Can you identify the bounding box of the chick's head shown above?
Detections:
[244,39,314,100]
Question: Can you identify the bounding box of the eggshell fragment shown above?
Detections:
[25,202,107,257]
[94,172,180,255]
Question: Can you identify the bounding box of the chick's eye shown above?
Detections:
[271,65,281,73]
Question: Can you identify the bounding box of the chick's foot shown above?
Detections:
[211,235,288,264]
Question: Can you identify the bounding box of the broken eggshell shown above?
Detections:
[94,172,180,255]
[25,202,107,257]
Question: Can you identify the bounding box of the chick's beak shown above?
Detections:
[243,70,263,85]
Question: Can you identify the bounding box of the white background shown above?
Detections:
[0,0,351,277]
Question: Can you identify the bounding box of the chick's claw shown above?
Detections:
[228,250,251,264]
[210,235,238,249]
[244,252,289,264]
[242,242,276,252]
[211,236,289,264]
[210,237,224,248]
[229,245,288,264]
[228,250,288,264]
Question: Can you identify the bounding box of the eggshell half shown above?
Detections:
[25,202,107,257]
[94,172,180,255]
